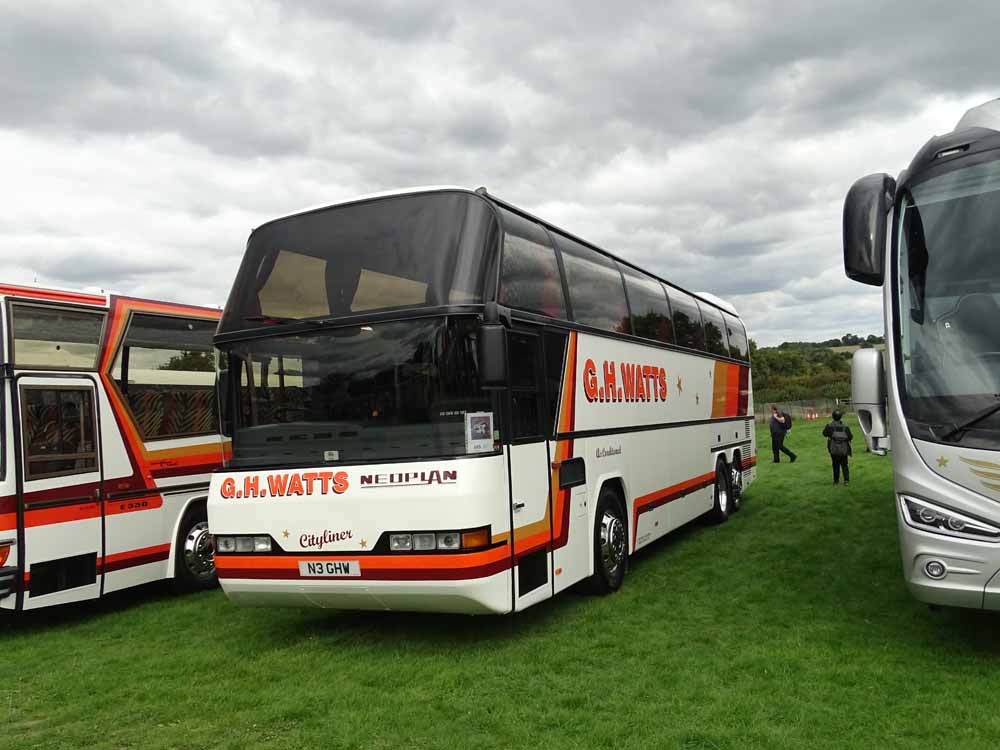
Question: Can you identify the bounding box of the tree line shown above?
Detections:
[750,334,884,404]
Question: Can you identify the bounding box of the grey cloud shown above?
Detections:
[1,0,994,345]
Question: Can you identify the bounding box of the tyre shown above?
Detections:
[730,453,744,512]
[708,458,731,524]
[172,502,217,592]
[585,485,628,594]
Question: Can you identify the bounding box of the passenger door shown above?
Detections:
[17,376,104,609]
[505,328,553,611]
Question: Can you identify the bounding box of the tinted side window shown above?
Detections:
[724,313,749,361]
[668,289,705,350]
[622,269,673,344]
[507,331,544,440]
[12,305,105,370]
[112,314,218,440]
[554,235,630,333]
[544,331,567,436]
[22,387,97,479]
[498,209,566,319]
[700,304,729,356]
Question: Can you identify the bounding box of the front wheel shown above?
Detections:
[173,503,217,592]
[585,486,628,594]
[708,459,731,525]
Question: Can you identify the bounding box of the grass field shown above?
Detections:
[5,416,1000,749]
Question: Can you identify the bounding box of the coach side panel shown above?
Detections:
[551,331,753,591]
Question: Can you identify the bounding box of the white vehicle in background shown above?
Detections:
[0,284,226,611]
[208,187,756,615]
[845,99,1000,610]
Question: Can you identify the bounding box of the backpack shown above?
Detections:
[829,424,850,457]
[782,411,793,431]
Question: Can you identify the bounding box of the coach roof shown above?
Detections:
[253,185,741,320]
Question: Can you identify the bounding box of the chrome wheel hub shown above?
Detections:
[183,520,215,581]
[731,465,743,500]
[717,480,729,513]
[600,511,626,577]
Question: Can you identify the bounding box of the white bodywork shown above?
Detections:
[210,328,755,614]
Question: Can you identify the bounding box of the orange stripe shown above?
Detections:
[0,284,105,306]
[24,502,101,527]
[711,362,727,418]
[632,470,716,548]
[217,545,509,573]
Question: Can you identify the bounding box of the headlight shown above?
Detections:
[900,496,1000,541]
[215,535,273,553]
[390,534,413,551]
[385,527,491,552]
[216,536,236,553]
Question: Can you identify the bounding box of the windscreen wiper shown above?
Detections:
[941,396,1000,442]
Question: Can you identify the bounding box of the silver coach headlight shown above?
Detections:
[901,496,1000,541]
[216,536,237,553]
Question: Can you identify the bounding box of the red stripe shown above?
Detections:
[725,364,740,416]
[150,462,218,479]
[100,544,171,574]
[218,557,510,582]
[738,366,750,416]
[0,285,106,306]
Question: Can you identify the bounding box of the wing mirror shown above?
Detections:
[844,173,896,286]
[852,348,888,455]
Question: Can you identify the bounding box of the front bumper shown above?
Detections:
[219,569,512,615]
[898,511,1000,609]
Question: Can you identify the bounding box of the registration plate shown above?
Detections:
[298,560,361,577]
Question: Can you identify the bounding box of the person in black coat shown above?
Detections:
[769,404,797,463]
[822,410,854,484]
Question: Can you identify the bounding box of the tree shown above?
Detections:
[160,350,215,372]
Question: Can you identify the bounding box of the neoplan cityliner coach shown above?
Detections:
[0,284,226,611]
[209,187,756,614]
[845,99,1000,610]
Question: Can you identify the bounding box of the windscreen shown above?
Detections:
[228,317,494,468]
[219,192,498,334]
[896,154,1000,446]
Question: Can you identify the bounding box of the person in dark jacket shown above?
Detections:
[769,404,797,463]
[822,410,854,484]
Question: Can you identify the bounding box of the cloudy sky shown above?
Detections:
[1,1,995,345]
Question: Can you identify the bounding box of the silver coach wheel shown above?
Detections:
[183,520,215,581]
[600,509,626,578]
[716,472,729,514]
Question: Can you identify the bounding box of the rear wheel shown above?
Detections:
[586,486,628,594]
[708,459,731,524]
[730,453,744,512]
[173,503,217,592]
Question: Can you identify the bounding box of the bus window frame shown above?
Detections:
[698,301,730,358]
[7,300,108,373]
[18,382,100,482]
[108,309,220,443]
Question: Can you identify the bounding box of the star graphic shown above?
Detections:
[677,377,683,393]
[282,529,290,538]
[359,539,368,549]
[937,456,948,468]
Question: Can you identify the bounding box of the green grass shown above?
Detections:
[5,417,1000,749]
